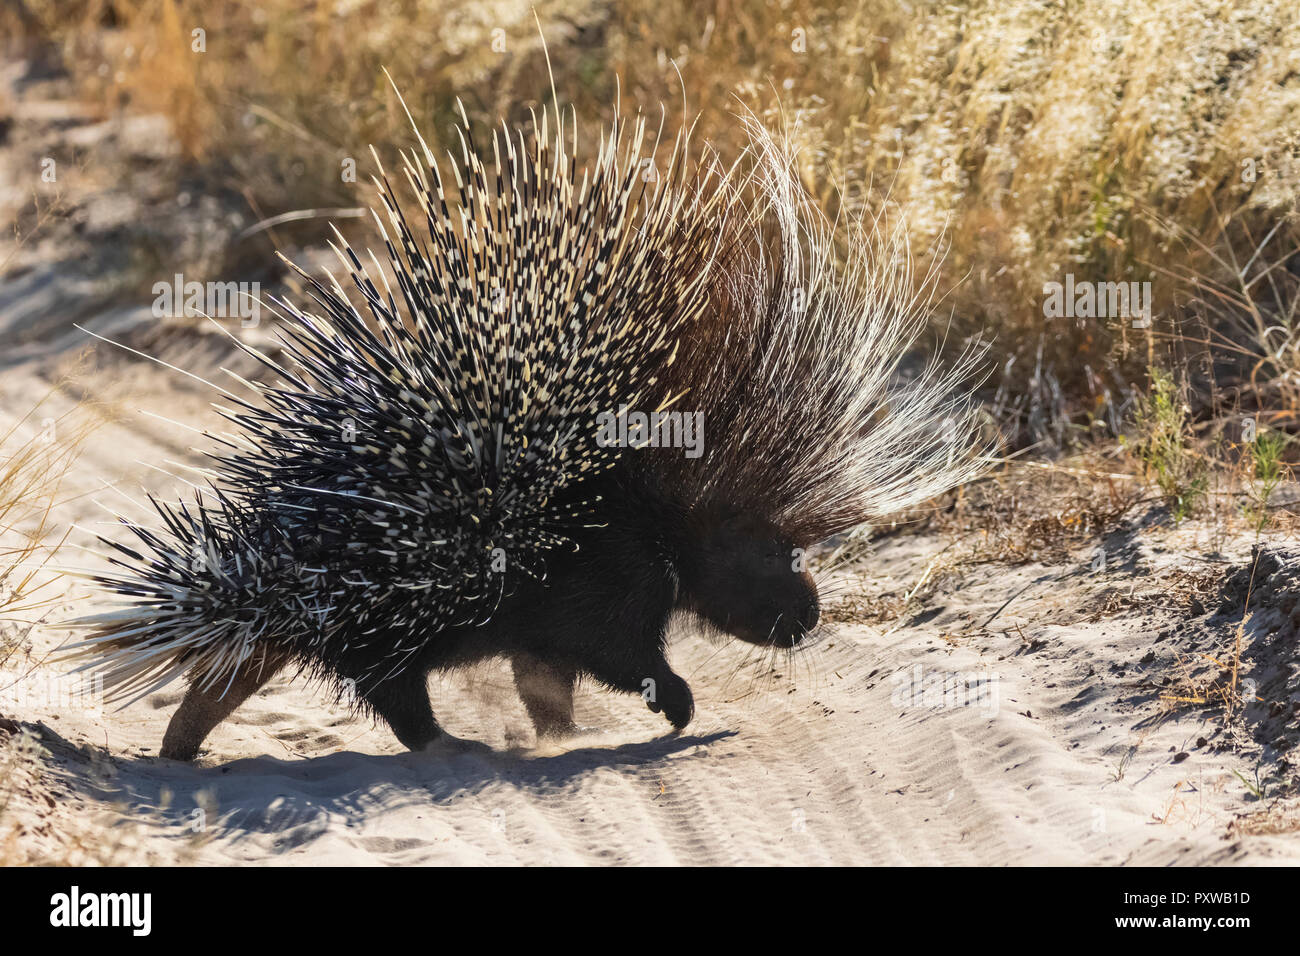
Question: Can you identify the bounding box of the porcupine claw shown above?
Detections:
[646,670,695,731]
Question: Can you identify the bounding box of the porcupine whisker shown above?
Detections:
[750,643,780,706]
[717,635,764,702]
[715,648,751,703]
[686,625,737,674]
[729,643,763,706]
[795,631,825,692]
[788,644,808,692]
[765,613,783,645]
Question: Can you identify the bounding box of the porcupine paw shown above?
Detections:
[158,739,200,762]
[646,672,694,731]
[533,718,580,739]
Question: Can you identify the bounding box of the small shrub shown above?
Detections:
[1241,429,1289,533]
[1127,367,1207,521]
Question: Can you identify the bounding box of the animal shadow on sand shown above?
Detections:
[21,722,736,849]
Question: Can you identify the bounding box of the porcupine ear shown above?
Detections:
[638,111,991,547]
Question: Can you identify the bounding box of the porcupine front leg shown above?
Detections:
[160,649,291,761]
[583,646,694,731]
[353,664,443,752]
[642,662,694,730]
[511,654,579,738]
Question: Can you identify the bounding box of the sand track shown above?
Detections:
[4,339,1295,865]
[2,69,1298,866]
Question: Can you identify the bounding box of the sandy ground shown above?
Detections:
[2,338,1299,865]
[3,59,1300,866]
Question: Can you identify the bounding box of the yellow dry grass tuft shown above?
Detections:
[0,391,94,866]
[9,1,1300,443]
[0,399,89,672]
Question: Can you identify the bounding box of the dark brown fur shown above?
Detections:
[160,471,818,759]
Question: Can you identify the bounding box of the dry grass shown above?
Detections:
[817,0,1300,447]
[1228,801,1300,836]
[0,400,88,675]
[1157,644,1248,718]
[0,392,93,865]
[818,588,908,628]
[865,452,1145,565]
[7,0,1300,450]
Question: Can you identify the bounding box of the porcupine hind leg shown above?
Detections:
[160,649,291,761]
[511,654,581,738]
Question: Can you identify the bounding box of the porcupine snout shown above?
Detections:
[796,593,820,633]
[679,510,822,649]
[763,570,819,647]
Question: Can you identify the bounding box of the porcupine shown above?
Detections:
[63,96,985,761]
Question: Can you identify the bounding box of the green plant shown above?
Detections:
[1241,429,1288,533]
[1110,744,1136,782]
[1233,763,1284,801]
[1128,367,1208,521]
